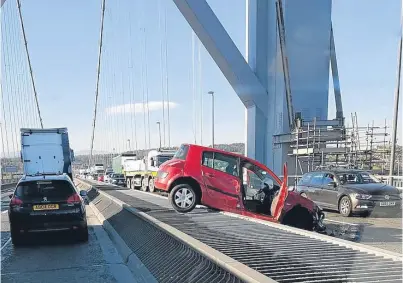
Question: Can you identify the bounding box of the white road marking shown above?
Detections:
[1,237,11,251]
[325,219,360,226]
[2,210,8,214]
[124,189,167,200]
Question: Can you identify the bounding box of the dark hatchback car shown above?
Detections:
[8,174,88,246]
[295,169,402,217]
[110,174,126,186]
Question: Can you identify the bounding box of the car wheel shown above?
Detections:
[339,196,352,217]
[141,178,148,191]
[76,226,89,242]
[149,178,155,193]
[11,228,24,246]
[169,184,197,213]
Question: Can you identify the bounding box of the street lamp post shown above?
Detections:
[157,121,162,149]
[389,7,402,180]
[208,91,215,148]
[111,148,115,166]
[127,139,131,152]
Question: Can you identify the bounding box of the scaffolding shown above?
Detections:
[287,113,396,176]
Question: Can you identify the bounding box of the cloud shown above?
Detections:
[105,101,178,115]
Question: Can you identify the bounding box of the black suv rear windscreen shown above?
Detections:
[15,180,75,201]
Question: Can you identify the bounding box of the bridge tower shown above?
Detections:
[174,0,343,175]
[246,0,343,175]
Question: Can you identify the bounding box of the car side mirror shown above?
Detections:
[79,190,87,197]
[328,181,337,188]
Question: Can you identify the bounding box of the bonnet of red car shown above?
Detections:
[160,158,185,170]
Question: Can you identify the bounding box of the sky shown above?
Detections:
[1,0,402,154]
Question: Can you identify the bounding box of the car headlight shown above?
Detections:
[157,171,168,179]
[355,194,372,200]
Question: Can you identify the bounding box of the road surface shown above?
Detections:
[102,185,403,254]
[324,210,402,254]
[1,190,135,283]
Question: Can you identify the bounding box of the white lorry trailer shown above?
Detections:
[112,152,138,174]
[124,149,176,192]
[90,163,104,175]
[20,128,75,180]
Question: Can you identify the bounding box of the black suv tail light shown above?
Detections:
[10,196,23,207]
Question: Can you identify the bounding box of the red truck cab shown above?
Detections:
[155,144,325,232]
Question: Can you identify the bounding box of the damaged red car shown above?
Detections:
[155,144,326,232]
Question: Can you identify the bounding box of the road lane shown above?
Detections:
[104,185,403,254]
[324,210,402,254]
[1,204,135,283]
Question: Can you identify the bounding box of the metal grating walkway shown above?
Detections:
[98,188,403,283]
[88,189,244,283]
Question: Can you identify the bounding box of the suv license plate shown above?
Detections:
[33,204,59,210]
[379,202,395,207]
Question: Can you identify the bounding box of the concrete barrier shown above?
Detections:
[76,178,277,283]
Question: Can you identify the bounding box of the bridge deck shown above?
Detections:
[90,183,403,283]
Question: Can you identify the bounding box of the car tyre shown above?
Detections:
[76,226,89,243]
[169,184,197,213]
[339,196,352,217]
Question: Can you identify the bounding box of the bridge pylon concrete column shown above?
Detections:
[246,0,333,176]
[174,0,333,176]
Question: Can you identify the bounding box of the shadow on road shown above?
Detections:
[7,230,90,248]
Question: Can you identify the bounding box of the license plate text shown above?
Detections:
[33,204,59,211]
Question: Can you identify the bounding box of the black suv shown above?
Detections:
[8,174,89,245]
[295,169,402,217]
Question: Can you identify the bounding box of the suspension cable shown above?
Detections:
[158,0,166,147]
[198,39,203,145]
[117,0,129,153]
[108,6,119,158]
[163,5,171,147]
[128,5,138,152]
[8,13,24,132]
[0,90,10,160]
[16,0,43,128]
[104,46,112,164]
[11,4,28,136]
[140,25,148,150]
[143,27,151,150]
[89,0,106,169]
[191,31,197,144]
[3,6,18,157]
[0,7,7,160]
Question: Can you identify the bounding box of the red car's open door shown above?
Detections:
[272,163,289,221]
